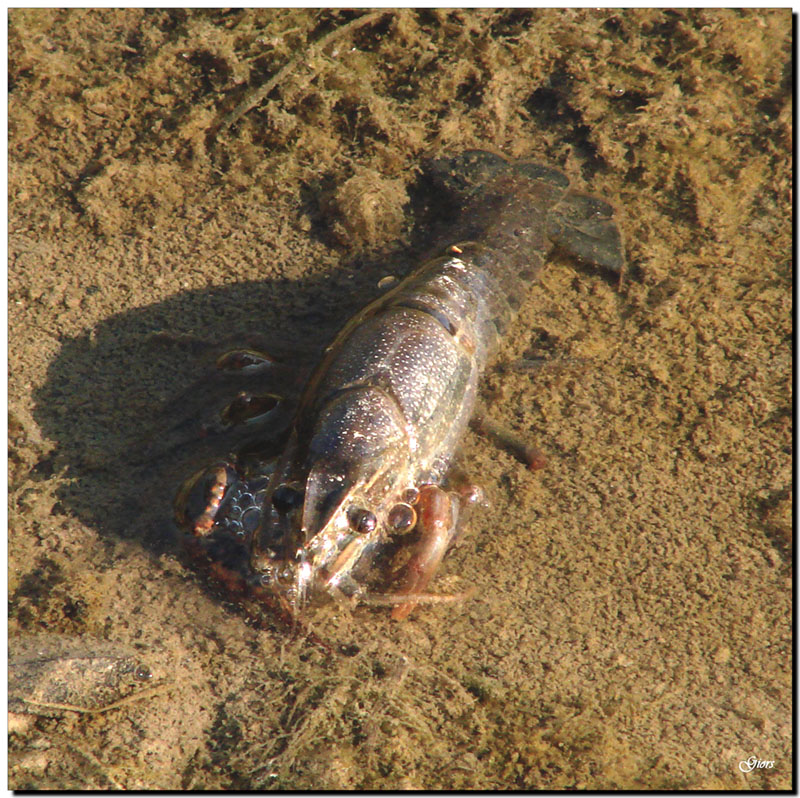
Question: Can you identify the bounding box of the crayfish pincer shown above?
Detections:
[175,150,625,622]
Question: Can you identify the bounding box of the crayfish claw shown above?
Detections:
[391,484,462,620]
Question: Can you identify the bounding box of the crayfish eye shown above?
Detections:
[271,484,304,513]
[388,502,417,533]
[347,507,377,534]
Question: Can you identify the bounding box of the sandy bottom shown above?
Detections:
[9,9,791,789]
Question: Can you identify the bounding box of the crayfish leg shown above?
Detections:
[470,414,548,472]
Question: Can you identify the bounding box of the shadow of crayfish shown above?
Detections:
[30,253,412,561]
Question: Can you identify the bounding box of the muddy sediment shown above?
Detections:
[9,9,791,789]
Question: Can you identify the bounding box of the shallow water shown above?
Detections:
[9,8,791,789]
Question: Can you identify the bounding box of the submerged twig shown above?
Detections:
[21,683,172,715]
[220,10,393,133]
